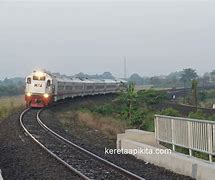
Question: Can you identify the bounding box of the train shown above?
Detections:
[25,70,128,107]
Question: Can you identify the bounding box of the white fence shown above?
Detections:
[154,115,215,162]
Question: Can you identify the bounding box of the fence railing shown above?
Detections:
[154,115,215,162]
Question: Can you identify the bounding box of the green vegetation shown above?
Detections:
[187,110,215,121]
[0,77,25,96]
[137,89,167,108]
[119,83,137,120]
[74,86,168,132]
[128,68,215,89]
[58,83,215,162]
[0,96,25,121]
[76,82,215,133]
[180,88,215,109]
[180,68,198,88]
[0,77,27,121]
[188,110,206,120]
[160,108,179,117]
[54,70,215,163]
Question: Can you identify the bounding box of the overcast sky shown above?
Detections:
[0,0,215,79]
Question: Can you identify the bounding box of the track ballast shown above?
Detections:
[20,107,144,180]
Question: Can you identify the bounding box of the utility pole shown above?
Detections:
[124,57,127,79]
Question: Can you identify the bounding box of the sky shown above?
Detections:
[0,0,215,79]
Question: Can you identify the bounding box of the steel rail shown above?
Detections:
[37,108,145,180]
[19,108,90,180]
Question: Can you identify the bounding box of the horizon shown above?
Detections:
[0,67,213,80]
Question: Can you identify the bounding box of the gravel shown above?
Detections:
[22,109,129,180]
[0,110,82,180]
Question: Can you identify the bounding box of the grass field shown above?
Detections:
[58,110,127,139]
[0,95,25,121]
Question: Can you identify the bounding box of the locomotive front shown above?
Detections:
[25,70,54,107]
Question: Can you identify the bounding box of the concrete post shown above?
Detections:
[207,124,213,163]
[0,169,3,180]
[171,119,175,151]
[188,121,193,156]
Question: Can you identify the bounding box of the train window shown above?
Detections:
[87,86,93,90]
[27,77,31,84]
[33,76,46,81]
[47,80,51,87]
[58,86,64,90]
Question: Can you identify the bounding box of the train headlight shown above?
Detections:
[43,93,49,98]
[35,71,44,77]
[27,92,31,97]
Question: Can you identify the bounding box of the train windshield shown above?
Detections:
[33,76,46,81]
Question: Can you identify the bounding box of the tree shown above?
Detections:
[120,82,137,120]
[210,70,215,82]
[161,108,179,117]
[180,68,198,87]
[129,73,143,85]
[138,89,167,108]
[149,77,162,87]
[202,73,210,87]
[101,72,114,79]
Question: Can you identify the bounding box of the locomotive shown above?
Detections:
[25,70,127,107]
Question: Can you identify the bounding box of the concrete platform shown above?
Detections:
[117,129,215,180]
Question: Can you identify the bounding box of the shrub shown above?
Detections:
[205,89,215,99]
[138,89,167,108]
[208,115,215,121]
[141,111,155,132]
[93,104,114,116]
[161,108,179,117]
[129,109,155,132]
[198,92,206,101]
[188,110,206,120]
[130,110,144,126]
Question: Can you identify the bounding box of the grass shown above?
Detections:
[159,142,213,161]
[199,98,215,109]
[77,111,126,136]
[0,95,25,121]
[58,110,127,139]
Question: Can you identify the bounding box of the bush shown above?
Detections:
[130,110,144,126]
[208,115,215,121]
[161,108,179,117]
[129,109,155,132]
[205,89,215,99]
[138,89,167,107]
[92,104,114,116]
[141,111,155,132]
[188,110,206,120]
[198,92,206,101]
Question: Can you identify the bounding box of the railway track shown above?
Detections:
[20,107,144,180]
